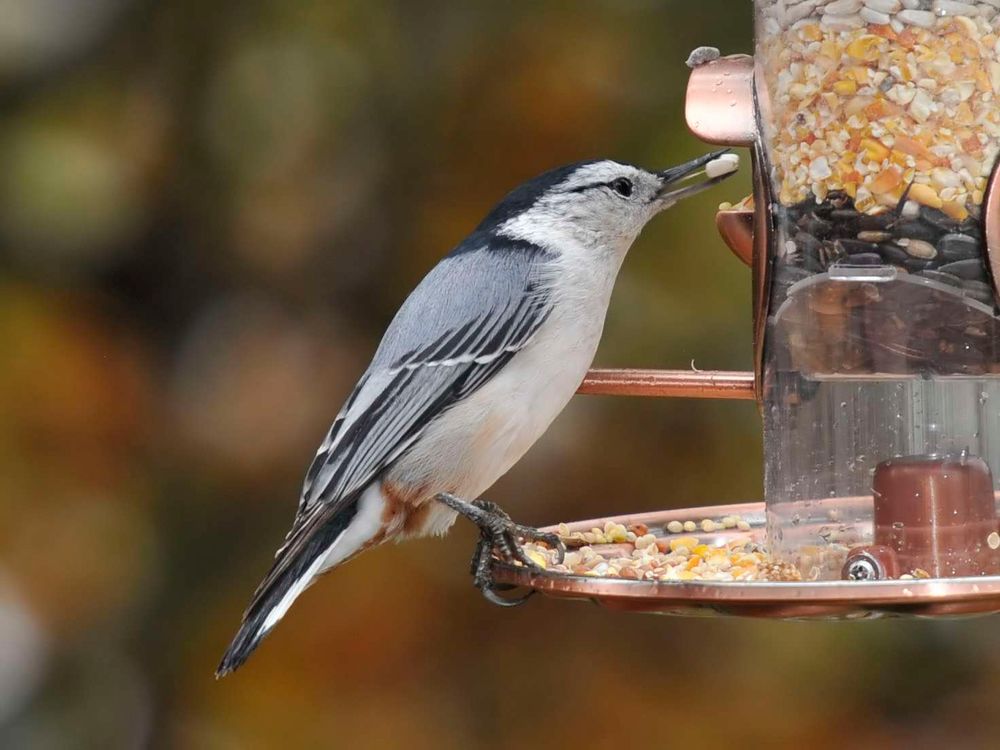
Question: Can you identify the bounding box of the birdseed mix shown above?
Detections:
[517,519,805,582]
[511,518,947,583]
[755,0,1000,371]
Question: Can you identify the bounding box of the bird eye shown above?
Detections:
[610,177,633,197]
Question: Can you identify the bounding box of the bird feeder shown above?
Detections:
[490,2,1000,617]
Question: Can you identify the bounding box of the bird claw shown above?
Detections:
[436,493,565,606]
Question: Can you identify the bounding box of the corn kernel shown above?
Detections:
[669,536,700,553]
[941,200,969,220]
[908,183,943,209]
[833,79,857,95]
[870,165,903,194]
[860,138,890,163]
[525,549,548,569]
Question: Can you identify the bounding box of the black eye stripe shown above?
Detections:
[567,178,635,195]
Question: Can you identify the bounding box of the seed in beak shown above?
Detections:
[705,152,740,179]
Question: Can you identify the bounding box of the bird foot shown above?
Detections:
[435,493,565,607]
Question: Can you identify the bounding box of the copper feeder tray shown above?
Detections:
[490,502,1000,619]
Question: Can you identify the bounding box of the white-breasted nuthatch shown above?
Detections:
[217,150,738,676]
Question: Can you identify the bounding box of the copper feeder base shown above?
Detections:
[490,502,1000,619]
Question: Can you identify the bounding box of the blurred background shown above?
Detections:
[3,0,1000,747]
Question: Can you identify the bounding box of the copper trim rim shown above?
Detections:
[577,369,755,399]
[495,563,1000,601]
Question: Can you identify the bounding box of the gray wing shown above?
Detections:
[294,241,554,526]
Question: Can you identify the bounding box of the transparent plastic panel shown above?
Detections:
[755,1,1000,578]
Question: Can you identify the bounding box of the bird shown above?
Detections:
[217,149,738,676]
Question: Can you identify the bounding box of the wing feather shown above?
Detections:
[292,242,554,528]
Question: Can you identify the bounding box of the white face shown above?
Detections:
[497,161,677,259]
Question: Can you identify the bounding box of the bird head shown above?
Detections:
[479,150,739,257]
[479,150,739,258]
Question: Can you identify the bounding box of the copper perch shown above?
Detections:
[577,368,755,399]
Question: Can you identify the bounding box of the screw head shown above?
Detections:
[845,553,883,581]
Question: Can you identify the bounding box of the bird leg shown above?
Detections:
[435,493,565,607]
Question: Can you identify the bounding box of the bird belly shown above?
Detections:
[385,305,604,537]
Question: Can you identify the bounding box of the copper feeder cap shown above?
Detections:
[869,454,1000,578]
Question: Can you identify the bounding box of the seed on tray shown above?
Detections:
[667,520,684,533]
[635,533,657,550]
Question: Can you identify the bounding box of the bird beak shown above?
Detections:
[655,148,737,207]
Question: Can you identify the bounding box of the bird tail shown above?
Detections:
[216,496,362,677]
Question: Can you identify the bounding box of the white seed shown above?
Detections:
[932,0,979,16]
[634,533,657,550]
[887,83,917,105]
[666,520,684,534]
[809,155,832,181]
[897,238,938,259]
[863,0,901,11]
[821,12,866,28]
[931,167,961,188]
[825,0,862,12]
[706,152,740,178]
[909,88,935,121]
[786,0,821,23]
[860,7,892,23]
[897,8,936,25]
